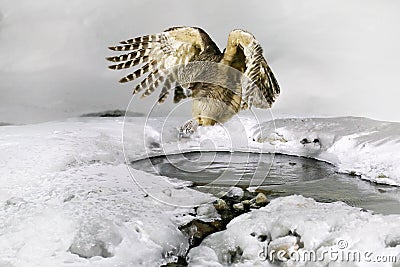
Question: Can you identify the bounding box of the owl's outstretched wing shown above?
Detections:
[107,26,215,103]
[221,29,280,109]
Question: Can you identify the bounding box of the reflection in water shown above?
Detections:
[131,152,400,215]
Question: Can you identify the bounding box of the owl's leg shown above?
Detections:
[178,118,199,139]
[198,117,217,126]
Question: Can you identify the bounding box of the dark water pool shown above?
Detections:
[131,152,400,215]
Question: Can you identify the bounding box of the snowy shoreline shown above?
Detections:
[188,195,400,267]
[128,116,400,187]
[254,117,400,187]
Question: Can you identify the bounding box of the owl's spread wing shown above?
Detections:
[107,26,210,103]
[221,29,280,109]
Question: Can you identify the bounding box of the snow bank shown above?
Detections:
[138,116,400,186]
[0,118,214,266]
[253,117,400,186]
[188,195,400,267]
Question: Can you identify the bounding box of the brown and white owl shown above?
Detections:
[107,26,280,136]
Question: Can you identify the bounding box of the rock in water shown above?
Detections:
[213,199,229,211]
[255,193,269,206]
[233,203,244,211]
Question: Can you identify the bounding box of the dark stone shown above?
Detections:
[257,234,268,242]
[173,189,273,266]
[213,199,229,211]
[80,109,144,117]
[227,246,243,264]
[349,171,359,176]
[179,219,225,248]
[300,138,311,144]
[63,195,75,202]
[161,256,188,267]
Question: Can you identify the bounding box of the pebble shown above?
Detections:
[241,200,251,207]
[214,199,229,211]
[255,193,269,206]
[232,203,244,211]
[257,234,269,242]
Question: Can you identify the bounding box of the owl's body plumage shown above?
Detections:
[107,26,280,127]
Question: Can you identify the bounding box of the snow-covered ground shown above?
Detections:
[188,195,400,267]
[1,116,399,266]
[0,118,215,266]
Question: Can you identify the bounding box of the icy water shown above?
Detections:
[131,152,400,215]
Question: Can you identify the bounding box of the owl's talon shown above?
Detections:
[178,119,199,139]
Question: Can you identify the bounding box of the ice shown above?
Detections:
[188,195,400,266]
[252,117,400,186]
[188,246,223,267]
[144,116,400,186]
[68,219,122,259]
[225,187,244,199]
[195,203,220,223]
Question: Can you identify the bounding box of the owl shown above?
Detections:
[107,26,280,136]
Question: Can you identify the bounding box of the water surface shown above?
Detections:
[131,152,400,215]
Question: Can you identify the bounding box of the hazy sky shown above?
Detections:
[1,0,399,123]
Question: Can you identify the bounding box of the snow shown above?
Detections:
[1,1,399,265]
[188,195,400,267]
[0,118,215,266]
[136,116,400,186]
[254,117,400,186]
[1,115,400,265]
